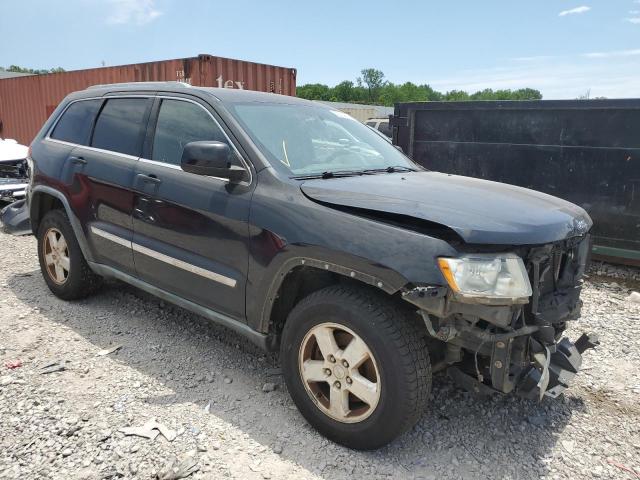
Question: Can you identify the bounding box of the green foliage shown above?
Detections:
[358,68,386,102]
[297,68,543,105]
[0,65,66,75]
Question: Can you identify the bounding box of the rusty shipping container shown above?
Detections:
[0,54,297,145]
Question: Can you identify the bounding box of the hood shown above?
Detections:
[0,139,28,162]
[300,171,592,245]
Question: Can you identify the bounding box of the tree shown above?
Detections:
[296,83,332,101]
[444,90,470,101]
[296,68,542,105]
[358,68,386,102]
[1,65,65,75]
[332,81,356,102]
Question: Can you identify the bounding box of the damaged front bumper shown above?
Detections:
[0,178,27,203]
[0,199,31,235]
[519,333,599,400]
[0,158,28,203]
[405,233,598,400]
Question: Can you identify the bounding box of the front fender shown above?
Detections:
[245,170,459,333]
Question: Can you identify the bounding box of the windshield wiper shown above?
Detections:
[292,166,416,180]
[292,170,365,180]
[362,166,417,174]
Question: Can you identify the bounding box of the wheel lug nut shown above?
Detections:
[346,377,352,385]
[342,360,349,368]
[333,381,341,389]
[328,355,336,363]
[324,368,332,376]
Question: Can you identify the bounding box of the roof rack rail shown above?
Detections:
[86,81,192,90]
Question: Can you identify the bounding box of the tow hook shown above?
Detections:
[519,332,599,400]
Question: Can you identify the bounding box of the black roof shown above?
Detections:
[75,82,316,106]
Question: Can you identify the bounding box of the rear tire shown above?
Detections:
[281,285,431,450]
[37,209,102,300]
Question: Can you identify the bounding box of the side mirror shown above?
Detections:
[180,141,247,182]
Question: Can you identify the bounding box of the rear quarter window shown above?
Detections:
[50,99,102,145]
[91,98,149,156]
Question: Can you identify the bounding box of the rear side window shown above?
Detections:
[91,98,148,156]
[152,99,229,165]
[50,100,102,145]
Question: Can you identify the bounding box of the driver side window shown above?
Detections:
[152,99,229,165]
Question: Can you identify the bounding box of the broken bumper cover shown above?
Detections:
[444,330,599,400]
[518,333,599,400]
[0,199,31,236]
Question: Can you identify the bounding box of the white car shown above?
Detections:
[365,118,391,138]
[0,138,29,203]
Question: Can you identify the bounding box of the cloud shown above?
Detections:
[107,0,162,25]
[512,55,558,62]
[582,48,640,58]
[558,6,591,16]
[626,17,640,24]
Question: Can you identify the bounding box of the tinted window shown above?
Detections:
[51,100,102,145]
[152,99,228,165]
[366,121,377,127]
[91,98,148,156]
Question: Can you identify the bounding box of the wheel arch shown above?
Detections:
[259,256,410,346]
[29,186,95,263]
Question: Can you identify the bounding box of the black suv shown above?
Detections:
[27,83,597,449]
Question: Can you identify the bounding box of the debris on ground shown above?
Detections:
[628,291,640,304]
[97,344,123,356]
[4,359,22,369]
[39,361,67,374]
[119,418,177,442]
[157,452,199,480]
[606,459,640,478]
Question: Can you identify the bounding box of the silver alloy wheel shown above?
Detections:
[298,322,381,423]
[43,227,70,285]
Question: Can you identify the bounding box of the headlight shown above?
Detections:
[437,253,532,303]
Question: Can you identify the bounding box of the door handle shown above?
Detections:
[134,207,156,223]
[70,156,87,165]
[137,173,161,184]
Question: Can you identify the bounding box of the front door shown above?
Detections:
[131,97,253,319]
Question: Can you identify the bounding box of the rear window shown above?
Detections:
[91,98,148,156]
[50,100,102,145]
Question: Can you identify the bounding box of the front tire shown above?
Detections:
[281,285,431,450]
[37,209,102,300]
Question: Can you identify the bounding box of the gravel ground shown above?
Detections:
[1,231,639,480]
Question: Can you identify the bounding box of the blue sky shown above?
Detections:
[1,0,639,98]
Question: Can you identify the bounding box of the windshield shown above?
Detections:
[227,103,418,177]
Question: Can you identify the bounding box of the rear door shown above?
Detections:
[131,96,253,319]
[73,96,152,274]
